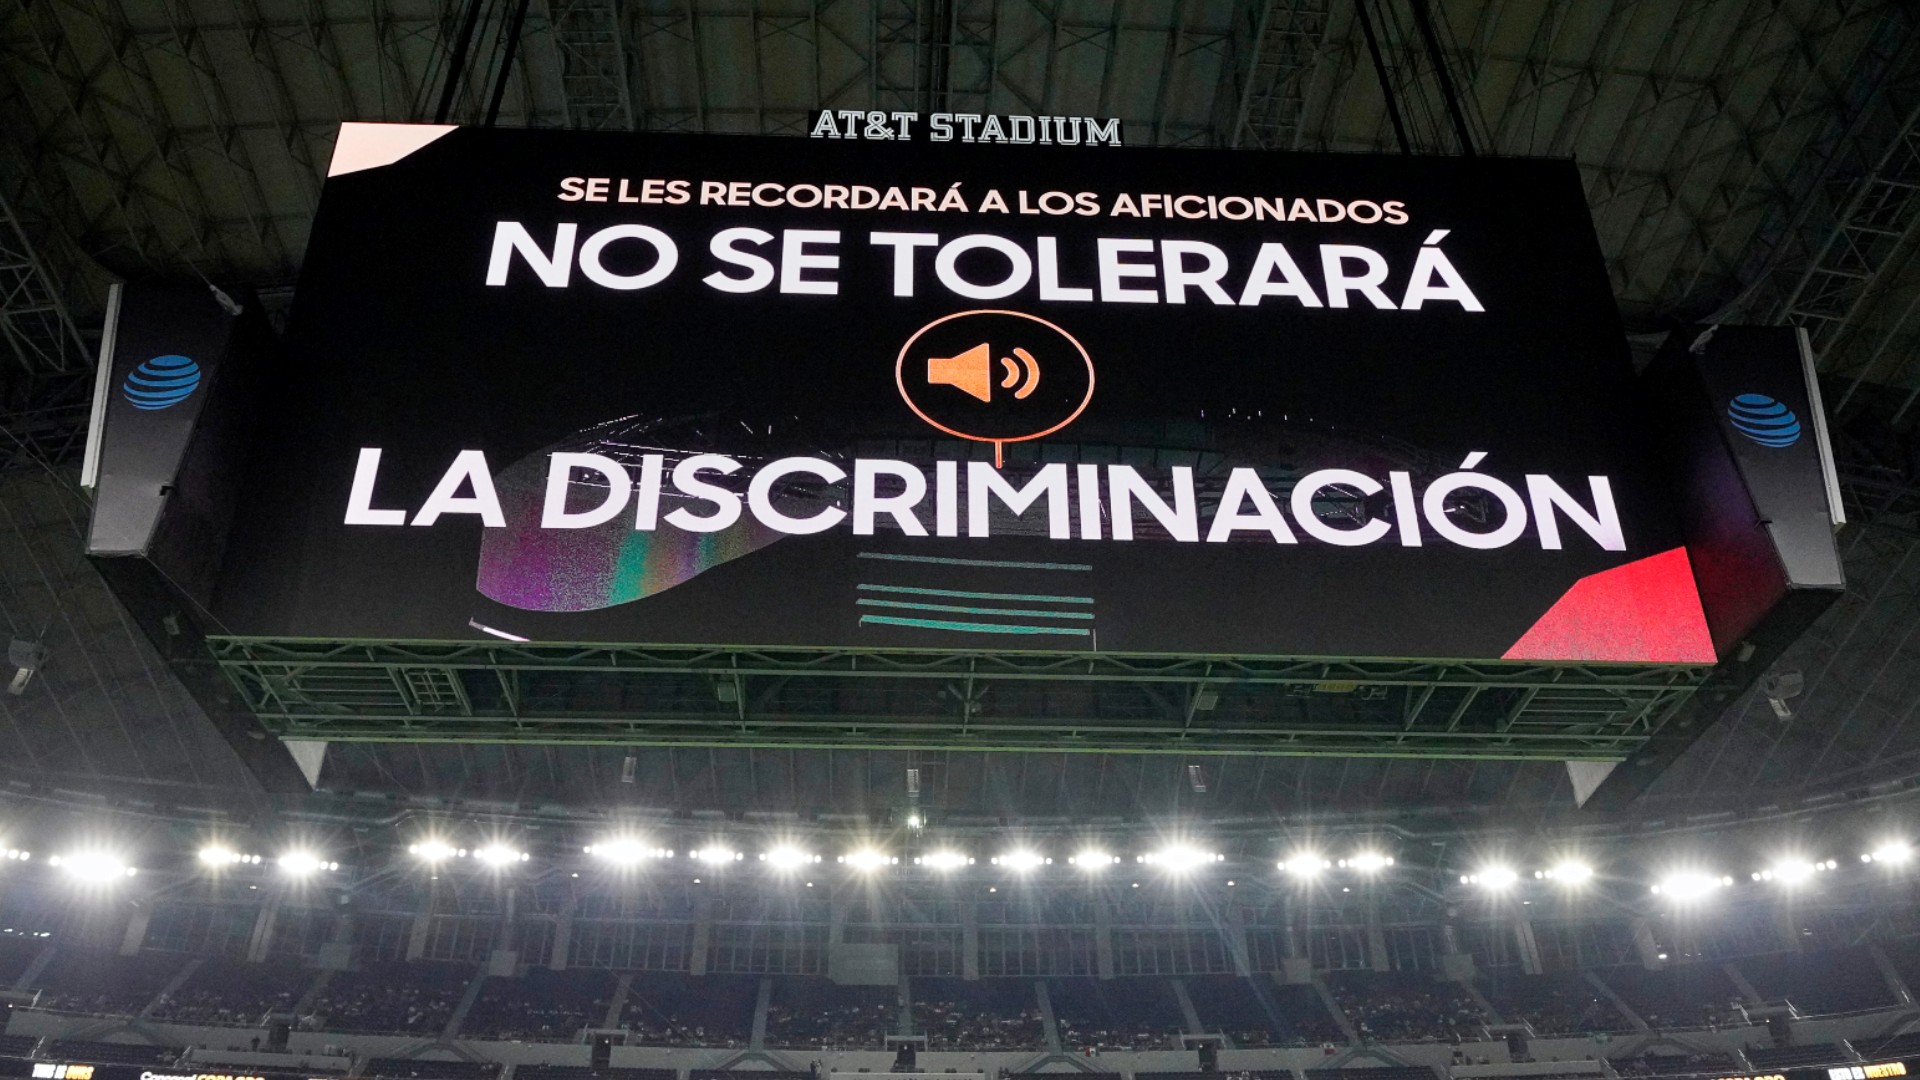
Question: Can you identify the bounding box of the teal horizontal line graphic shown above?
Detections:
[860,614,1092,637]
[858,599,1094,620]
[858,583,1093,605]
[858,551,1093,572]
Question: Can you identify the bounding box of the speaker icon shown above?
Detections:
[897,309,1094,467]
[926,344,1041,402]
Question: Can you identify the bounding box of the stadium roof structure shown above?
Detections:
[3,0,1920,831]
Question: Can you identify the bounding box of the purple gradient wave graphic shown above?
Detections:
[476,413,844,613]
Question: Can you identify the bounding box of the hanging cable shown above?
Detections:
[1407,0,1476,156]
[1355,0,1412,155]
[485,0,536,127]
[435,0,490,124]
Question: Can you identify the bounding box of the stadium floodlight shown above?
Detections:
[473,844,529,867]
[1279,854,1331,879]
[993,850,1048,872]
[1340,851,1395,873]
[49,852,136,882]
[279,852,339,876]
[1,849,27,862]
[1068,850,1118,870]
[1651,871,1732,901]
[761,846,818,870]
[1461,865,1519,890]
[1539,861,1594,885]
[1143,846,1222,873]
[906,813,925,830]
[408,839,461,863]
[197,845,259,867]
[916,850,971,871]
[690,846,743,865]
[839,848,895,871]
[1754,858,1837,885]
[585,839,671,864]
[1864,841,1912,865]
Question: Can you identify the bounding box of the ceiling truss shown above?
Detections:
[210,638,1706,759]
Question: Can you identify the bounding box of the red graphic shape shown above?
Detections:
[1502,547,1716,664]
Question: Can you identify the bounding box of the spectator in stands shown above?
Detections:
[913,998,1044,1050]
[766,1001,892,1049]
[1330,980,1485,1043]
[1499,982,1622,1035]
[309,969,465,1035]
[463,978,609,1042]
[1056,1017,1181,1052]
[151,981,301,1027]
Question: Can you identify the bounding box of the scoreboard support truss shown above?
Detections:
[206,638,1708,760]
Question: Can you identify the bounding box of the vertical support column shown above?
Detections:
[316,910,356,970]
[1365,905,1391,973]
[602,973,633,1028]
[1171,978,1204,1033]
[551,899,575,971]
[1281,907,1312,983]
[751,976,772,1049]
[1585,970,1649,1032]
[1868,942,1914,1006]
[1227,904,1252,977]
[74,905,130,953]
[1630,917,1665,970]
[1440,920,1478,984]
[897,964,913,1036]
[14,945,54,991]
[1513,916,1543,976]
[689,895,713,976]
[119,907,151,956]
[500,886,518,957]
[830,889,851,944]
[247,896,283,963]
[1773,903,1801,952]
[1094,899,1115,979]
[1035,979,1061,1052]
[1722,961,1764,1006]
[961,902,979,981]
[407,890,434,962]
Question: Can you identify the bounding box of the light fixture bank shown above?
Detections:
[344,450,1629,554]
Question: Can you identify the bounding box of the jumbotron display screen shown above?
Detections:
[211,123,1714,662]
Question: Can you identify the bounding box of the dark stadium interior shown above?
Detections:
[9,5,1920,1080]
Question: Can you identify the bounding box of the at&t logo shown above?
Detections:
[1727,393,1800,448]
[122,354,201,410]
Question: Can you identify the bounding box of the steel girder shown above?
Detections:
[0,182,95,473]
[1774,96,1920,364]
[0,190,90,382]
[208,637,1707,759]
[549,0,638,130]
[1222,0,1329,150]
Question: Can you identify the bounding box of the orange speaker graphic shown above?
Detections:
[898,310,1095,467]
[926,344,1041,402]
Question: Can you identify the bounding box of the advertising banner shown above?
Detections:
[213,123,1715,662]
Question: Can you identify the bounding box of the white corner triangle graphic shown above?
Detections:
[328,122,458,178]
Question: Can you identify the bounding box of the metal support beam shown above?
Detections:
[209,637,1707,759]
[0,187,90,380]
[549,0,636,129]
[1224,0,1330,149]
